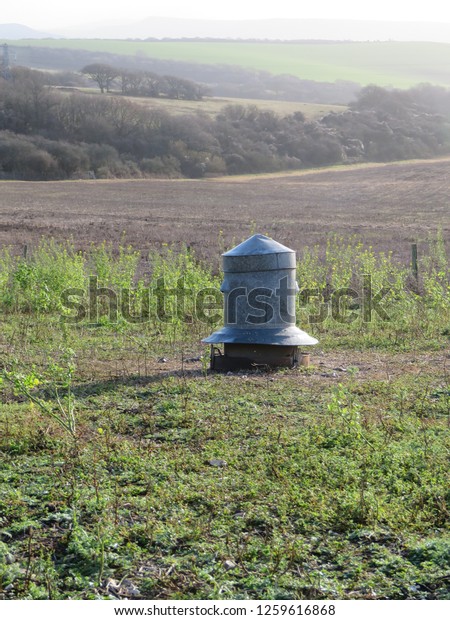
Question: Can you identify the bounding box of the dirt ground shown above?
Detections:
[0,158,449,264]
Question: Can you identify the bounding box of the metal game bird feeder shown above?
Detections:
[203,234,318,370]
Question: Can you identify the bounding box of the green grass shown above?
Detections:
[9,39,450,87]
[1,364,449,599]
[0,234,449,599]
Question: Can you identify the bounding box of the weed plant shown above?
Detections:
[0,232,447,348]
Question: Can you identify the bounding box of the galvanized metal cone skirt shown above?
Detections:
[203,234,318,347]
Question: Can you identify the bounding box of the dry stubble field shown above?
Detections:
[0,158,449,265]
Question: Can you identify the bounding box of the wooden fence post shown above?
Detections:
[411,243,418,281]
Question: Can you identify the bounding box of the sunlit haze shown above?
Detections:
[2,0,450,31]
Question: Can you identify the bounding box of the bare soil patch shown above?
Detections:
[0,158,449,264]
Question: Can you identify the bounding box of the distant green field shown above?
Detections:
[8,39,450,87]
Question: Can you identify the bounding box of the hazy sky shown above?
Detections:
[3,0,450,30]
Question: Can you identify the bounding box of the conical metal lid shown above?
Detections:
[223,234,296,272]
[223,234,294,257]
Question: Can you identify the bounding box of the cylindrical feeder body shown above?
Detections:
[203,234,317,368]
[222,237,297,332]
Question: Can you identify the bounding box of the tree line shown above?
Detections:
[81,63,207,100]
[1,67,450,180]
[10,45,360,104]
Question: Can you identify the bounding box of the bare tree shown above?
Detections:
[81,63,119,94]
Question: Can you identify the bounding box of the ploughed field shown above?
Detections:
[0,158,449,264]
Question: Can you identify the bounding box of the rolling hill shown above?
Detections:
[0,23,54,39]
[53,17,450,43]
[6,39,450,88]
